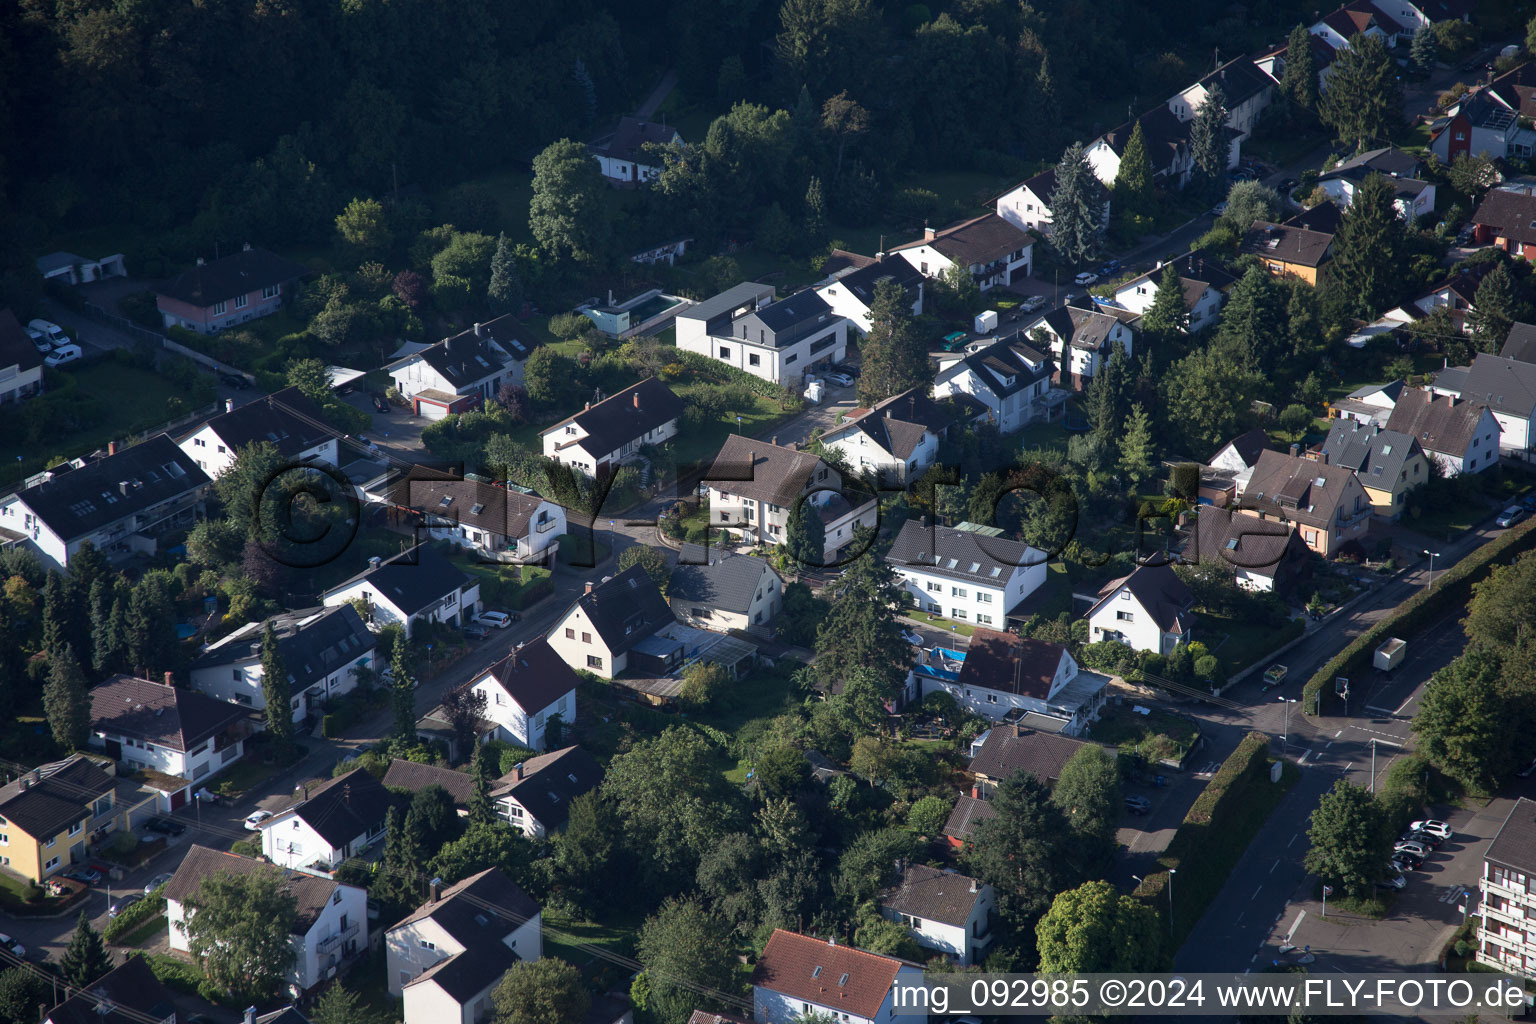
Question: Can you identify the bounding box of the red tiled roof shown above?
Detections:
[752,930,904,1019]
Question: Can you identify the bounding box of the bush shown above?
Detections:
[549,311,592,340]
[321,714,337,738]
[103,886,167,943]
[231,839,260,857]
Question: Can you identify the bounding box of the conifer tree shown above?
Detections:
[1142,263,1189,338]
[468,742,495,825]
[1318,33,1401,149]
[785,498,826,569]
[1189,83,1230,199]
[1112,120,1154,221]
[59,912,112,987]
[391,630,417,741]
[1328,173,1406,317]
[1280,24,1319,111]
[1409,26,1437,79]
[44,645,90,750]
[487,232,520,311]
[1048,141,1106,266]
[260,622,294,749]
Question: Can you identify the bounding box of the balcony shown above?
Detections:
[535,517,559,534]
[316,921,361,956]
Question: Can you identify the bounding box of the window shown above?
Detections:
[0,834,6,845]
[785,354,798,364]
[565,628,575,639]
[587,655,603,669]
[495,692,505,705]
[720,511,731,522]
[581,632,591,644]
[44,856,59,871]
[951,587,967,598]
[987,693,998,703]
[233,293,248,310]
[69,822,82,836]
[926,581,942,592]
[211,300,227,316]
[977,592,992,604]
[952,609,967,620]
[333,891,343,906]
[419,939,436,951]
[1116,610,1134,622]
[749,354,761,367]
[263,284,281,299]
[719,346,731,359]
[45,837,55,848]
[977,613,994,625]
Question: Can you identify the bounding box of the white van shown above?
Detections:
[44,344,82,368]
[27,319,70,347]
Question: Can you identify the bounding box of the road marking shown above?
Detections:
[1288,833,1299,849]
[1324,740,1333,749]
[1344,762,1353,771]
[1365,705,1396,715]
[1334,729,1343,738]
[1236,911,1245,925]
[1285,910,1307,943]
[1298,750,1309,764]
[1395,693,1417,715]
[1250,954,1258,963]
[1252,885,1263,901]
[1270,858,1280,874]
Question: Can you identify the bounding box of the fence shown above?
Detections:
[79,302,254,383]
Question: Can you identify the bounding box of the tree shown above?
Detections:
[260,622,294,750]
[1216,266,1289,373]
[848,735,897,787]
[1222,180,1282,231]
[618,544,670,595]
[635,898,740,1024]
[812,548,912,694]
[836,827,921,904]
[908,794,952,836]
[1142,263,1189,337]
[856,280,928,405]
[1036,880,1167,972]
[0,967,48,1024]
[821,91,870,180]
[1117,403,1156,486]
[335,196,391,255]
[554,791,620,910]
[679,660,730,711]
[1303,779,1394,898]
[1448,152,1500,199]
[523,347,579,408]
[1465,554,1536,650]
[1529,12,1536,57]
[488,232,521,311]
[44,645,90,750]
[90,577,130,677]
[804,175,827,240]
[696,831,763,933]
[59,911,112,987]
[391,631,417,741]
[1468,262,1520,353]
[529,138,610,266]
[285,357,333,405]
[214,441,286,543]
[312,984,368,1024]
[1411,650,1512,792]
[41,571,79,657]
[1112,119,1155,221]
[430,821,534,887]
[1189,83,1230,199]
[966,770,1079,953]
[185,867,299,1002]
[441,682,488,760]
[1318,33,1401,149]
[378,805,424,908]
[1409,26,1437,78]
[784,497,826,567]
[467,741,495,825]
[1280,24,1319,112]
[1049,141,1106,266]
[1051,744,1123,847]
[1328,173,1407,318]
[755,746,811,801]
[492,958,591,1024]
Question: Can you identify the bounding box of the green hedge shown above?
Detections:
[1302,517,1536,716]
[667,349,802,404]
[104,885,167,943]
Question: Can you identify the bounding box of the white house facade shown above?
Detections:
[752,929,927,1024]
[886,520,1047,626]
[321,545,481,638]
[177,388,339,479]
[676,287,850,387]
[879,865,996,965]
[1385,389,1501,476]
[259,768,395,877]
[540,379,685,478]
[469,642,580,752]
[995,168,1056,234]
[813,257,926,335]
[934,337,1059,433]
[890,213,1033,292]
[1085,564,1194,654]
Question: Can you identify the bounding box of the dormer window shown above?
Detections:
[812,966,823,979]
[438,496,454,508]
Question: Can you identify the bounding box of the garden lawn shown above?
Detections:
[541,911,639,976]
[694,670,798,736]
[1091,705,1200,764]
[1201,609,1296,676]
[447,553,554,609]
[909,611,976,637]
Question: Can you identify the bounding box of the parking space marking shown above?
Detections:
[1252,885,1263,901]
[1270,858,1280,874]
[1395,693,1417,715]
[1334,729,1342,738]
[1288,833,1299,849]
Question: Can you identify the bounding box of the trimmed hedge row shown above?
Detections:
[104,885,167,944]
[1302,516,1536,716]
[667,349,802,404]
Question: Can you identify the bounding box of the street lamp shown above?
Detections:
[1422,549,1439,591]
[1277,696,1297,747]
[1167,868,1177,938]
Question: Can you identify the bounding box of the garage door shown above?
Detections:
[415,399,450,421]
[170,788,186,811]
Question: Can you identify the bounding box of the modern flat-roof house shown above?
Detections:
[321,544,481,638]
[1429,353,1536,456]
[190,604,378,724]
[546,567,678,680]
[88,675,251,811]
[0,755,118,883]
[0,433,209,568]
[675,285,850,387]
[1110,252,1236,332]
[890,213,1034,292]
[819,388,983,487]
[258,766,398,877]
[886,520,1047,627]
[592,116,680,184]
[1315,420,1427,518]
[387,317,539,420]
[995,167,1059,234]
[813,256,925,334]
[878,864,996,966]
[968,725,1093,795]
[1085,564,1194,654]
[0,309,44,406]
[934,335,1060,432]
[42,955,178,1024]
[541,378,685,479]
[156,246,307,334]
[165,844,367,993]
[1237,449,1372,557]
[467,640,580,751]
[752,929,925,1024]
[178,388,339,478]
[1183,504,1311,594]
[385,470,566,566]
[1241,221,1334,285]
[1476,796,1536,979]
[1318,146,1435,221]
[1031,298,1137,391]
[703,434,879,563]
[669,544,783,632]
[914,628,1106,734]
[387,869,543,1024]
[490,745,603,838]
[1385,388,1501,475]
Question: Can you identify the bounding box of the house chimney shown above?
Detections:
[343,784,351,807]
[923,221,935,242]
[585,402,591,412]
[969,878,978,893]
[770,436,778,446]
[244,1007,256,1024]
[225,398,235,413]
[474,322,484,338]
[302,784,309,800]
[516,762,525,781]
[585,581,595,595]
[633,391,641,409]
[107,440,118,456]
[828,936,837,946]
[430,877,443,903]
[1321,451,1330,465]
[119,481,131,496]
[1289,442,1300,457]
[164,671,174,687]
[368,556,381,570]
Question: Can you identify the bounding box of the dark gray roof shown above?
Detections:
[157,247,306,307]
[193,604,376,695]
[832,389,966,461]
[1243,449,1363,529]
[1385,389,1491,459]
[478,638,581,714]
[388,320,528,388]
[705,434,828,507]
[740,290,836,344]
[887,520,1039,587]
[164,844,346,931]
[1241,221,1333,268]
[968,726,1089,784]
[1486,797,1536,874]
[255,1009,313,1024]
[389,468,555,541]
[541,378,685,459]
[1286,201,1345,234]
[878,864,983,928]
[564,566,674,657]
[829,257,924,310]
[678,283,775,327]
[1041,302,1128,352]
[44,954,177,1024]
[891,213,1032,268]
[1502,322,1536,364]
[16,434,208,542]
[1319,420,1421,486]
[438,314,539,363]
[670,546,779,614]
[0,309,42,374]
[1186,505,1308,580]
[489,745,603,831]
[0,756,114,840]
[935,336,1054,399]
[89,675,247,753]
[1192,56,1273,108]
[382,759,476,805]
[942,793,996,842]
[1088,564,1193,634]
[185,387,335,458]
[598,117,680,164]
[389,868,539,1003]
[1471,189,1536,247]
[1099,105,1191,175]
[325,543,474,617]
[271,767,398,849]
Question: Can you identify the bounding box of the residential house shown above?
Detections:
[917,628,1106,734]
[941,794,996,848]
[1469,188,1536,258]
[995,167,1059,234]
[258,767,398,876]
[387,317,539,420]
[1110,252,1236,331]
[818,388,980,486]
[382,760,476,809]
[190,604,378,724]
[156,246,306,334]
[878,864,996,965]
[0,309,44,405]
[35,251,127,286]
[1503,322,1536,364]
[887,519,1047,626]
[1330,379,1405,425]
[669,544,783,632]
[1430,62,1536,162]
[890,213,1035,291]
[490,745,603,838]
[1241,221,1334,284]
[88,675,251,811]
[386,470,566,565]
[1237,448,1372,557]
[252,1007,315,1024]
[814,256,925,334]
[1318,147,1435,221]
[1087,106,1198,188]
[467,640,580,750]
[546,567,678,679]
[592,117,680,184]
[0,434,208,569]
[540,378,685,478]
[1429,353,1536,455]
[703,434,879,562]
[177,388,339,478]
[1031,297,1137,390]
[1184,504,1312,593]
[1310,1,1400,52]
[967,724,1093,795]
[674,284,849,386]
[1287,199,1347,235]
[386,869,543,1024]
[1210,428,1270,476]
[0,755,117,883]
[1085,564,1194,654]
[934,335,1060,432]
[1475,796,1536,979]
[1168,55,1276,139]
[1315,420,1428,518]
[42,954,178,1024]
[1409,268,1487,330]
[751,929,925,1024]
[165,845,367,992]
[689,1013,751,1024]
[1387,388,1502,477]
[321,544,481,638]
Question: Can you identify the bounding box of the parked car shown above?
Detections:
[900,628,925,647]
[1375,873,1407,891]
[1402,829,1442,849]
[243,810,273,831]
[1410,819,1453,840]
[1020,294,1048,313]
[0,934,25,958]
[826,372,854,387]
[1278,178,1298,196]
[1073,271,1098,286]
[1392,851,1423,872]
[1210,201,1228,216]
[24,324,50,353]
[372,394,390,413]
[1517,757,1536,778]
[144,872,175,895]
[476,610,513,629]
[108,893,142,919]
[60,867,101,885]
[462,624,489,640]
[1124,795,1152,815]
[1099,259,1122,277]
[939,331,968,352]
[221,373,251,390]
[27,319,69,347]
[1393,840,1432,859]
[44,344,82,368]
[1496,505,1526,528]
[1260,664,1288,692]
[146,817,186,836]
[1519,494,1536,512]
